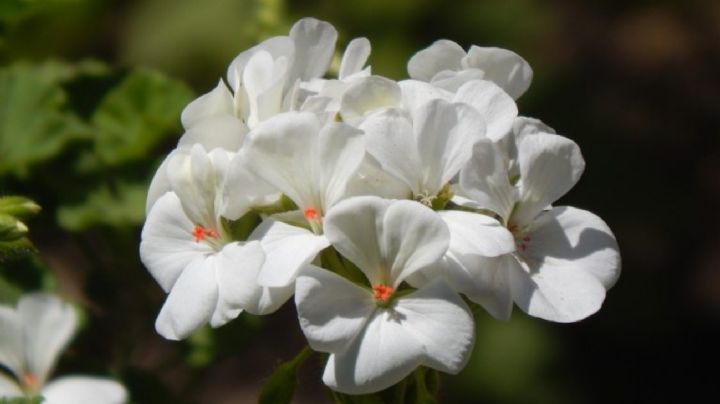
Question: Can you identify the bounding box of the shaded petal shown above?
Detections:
[360,108,422,194]
[181,79,234,128]
[140,192,212,292]
[340,76,400,125]
[344,155,412,200]
[223,153,279,220]
[251,219,330,287]
[318,122,365,209]
[508,206,618,322]
[0,372,22,397]
[322,309,424,395]
[439,210,515,257]
[526,206,621,289]
[393,279,475,373]
[459,138,517,223]
[463,46,533,99]
[242,50,288,128]
[413,99,486,194]
[454,80,517,141]
[430,68,485,92]
[407,40,465,81]
[155,256,218,340]
[295,266,375,353]
[0,306,24,377]
[512,133,585,226]
[339,37,371,80]
[289,17,338,81]
[42,376,127,404]
[443,254,514,320]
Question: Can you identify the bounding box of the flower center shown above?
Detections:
[303,207,319,221]
[372,284,394,304]
[192,225,219,243]
[508,224,531,251]
[22,373,39,392]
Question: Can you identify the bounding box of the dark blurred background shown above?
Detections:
[1,0,718,403]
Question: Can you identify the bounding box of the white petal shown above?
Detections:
[407,40,465,81]
[155,256,218,340]
[339,37,371,80]
[459,138,518,223]
[324,197,449,286]
[18,294,78,385]
[512,133,585,226]
[339,76,400,125]
[215,241,293,316]
[295,266,375,353]
[429,68,485,92]
[440,210,515,257]
[42,376,127,404]
[463,46,533,99]
[318,122,365,209]
[140,192,213,292]
[322,309,424,395]
[454,80,517,141]
[361,108,423,194]
[243,111,319,208]
[177,115,247,152]
[344,155,412,200]
[526,206,621,289]
[146,151,173,214]
[443,254,514,320]
[226,36,295,92]
[251,219,330,287]
[508,207,618,322]
[222,153,279,220]
[180,79,234,129]
[393,279,475,373]
[398,79,452,113]
[0,306,24,377]
[413,99,486,194]
[289,17,338,81]
[0,372,22,397]
[242,50,288,128]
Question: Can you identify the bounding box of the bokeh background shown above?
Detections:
[1,0,718,403]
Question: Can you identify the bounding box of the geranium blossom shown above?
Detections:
[0,293,127,404]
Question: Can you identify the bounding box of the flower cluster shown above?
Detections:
[0,293,127,403]
[140,17,620,394]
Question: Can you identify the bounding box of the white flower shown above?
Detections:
[360,98,485,202]
[407,39,533,99]
[295,196,474,394]
[0,293,127,404]
[444,119,621,321]
[240,111,365,288]
[140,144,292,340]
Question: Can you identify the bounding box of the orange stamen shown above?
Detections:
[22,373,39,391]
[304,207,319,221]
[372,284,394,303]
[192,225,218,242]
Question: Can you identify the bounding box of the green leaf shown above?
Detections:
[0,63,91,177]
[259,346,312,404]
[90,69,193,167]
[57,179,147,231]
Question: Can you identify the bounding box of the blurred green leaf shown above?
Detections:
[259,346,312,404]
[0,63,91,177]
[89,69,193,167]
[0,237,35,262]
[57,179,147,231]
[0,273,23,304]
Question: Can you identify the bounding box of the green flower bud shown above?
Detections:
[0,213,28,241]
[0,196,41,219]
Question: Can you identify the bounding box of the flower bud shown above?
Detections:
[0,213,28,241]
[0,196,41,219]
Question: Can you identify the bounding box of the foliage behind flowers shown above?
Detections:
[139,17,620,401]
